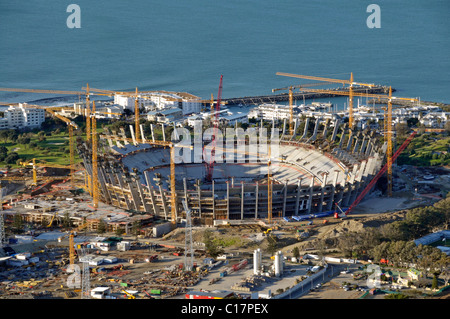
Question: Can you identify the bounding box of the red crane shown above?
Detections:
[337,130,417,217]
[205,75,223,182]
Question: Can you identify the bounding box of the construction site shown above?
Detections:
[0,72,442,300]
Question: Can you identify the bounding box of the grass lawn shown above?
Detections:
[2,132,82,167]
[397,134,450,166]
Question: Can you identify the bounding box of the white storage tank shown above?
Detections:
[253,248,261,275]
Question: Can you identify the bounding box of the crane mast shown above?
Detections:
[206,75,223,182]
[135,87,140,143]
[92,101,99,209]
[386,87,393,196]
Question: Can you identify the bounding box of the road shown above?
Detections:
[281,263,355,299]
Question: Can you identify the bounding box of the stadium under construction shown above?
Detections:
[77,116,386,226]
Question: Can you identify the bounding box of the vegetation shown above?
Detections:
[397,132,450,166]
[203,229,225,258]
[330,194,450,281]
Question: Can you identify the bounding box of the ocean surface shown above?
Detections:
[0,0,449,109]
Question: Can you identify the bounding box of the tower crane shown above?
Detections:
[91,101,99,209]
[19,158,37,186]
[205,75,223,182]
[276,72,376,129]
[290,86,418,197]
[267,142,272,224]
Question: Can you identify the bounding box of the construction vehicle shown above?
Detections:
[334,203,348,219]
[121,289,136,299]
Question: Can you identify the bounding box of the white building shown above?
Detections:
[114,91,202,115]
[147,107,183,124]
[248,103,295,121]
[0,104,45,130]
[73,102,123,119]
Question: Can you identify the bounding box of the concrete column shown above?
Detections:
[255,182,259,219]
[295,178,302,216]
[241,181,245,220]
[144,171,160,215]
[128,179,143,211]
[293,118,299,138]
[129,124,137,144]
[346,129,354,151]
[326,170,339,211]
[338,126,346,149]
[307,117,320,142]
[161,124,166,141]
[116,171,131,210]
[212,180,215,220]
[158,184,168,220]
[322,119,329,138]
[150,124,155,142]
[226,181,230,220]
[360,136,367,154]
[330,118,340,142]
[282,180,288,217]
[352,137,360,154]
[318,173,328,213]
[343,165,358,207]
[197,181,202,218]
[302,117,310,139]
[139,124,147,143]
[136,180,151,212]
[97,167,112,205]
[307,178,314,213]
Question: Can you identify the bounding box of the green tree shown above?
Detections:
[265,235,278,256]
[432,275,439,290]
[62,212,73,229]
[97,219,107,234]
[292,246,300,259]
[115,227,124,237]
[203,229,224,258]
[13,214,24,234]
[4,152,19,164]
[131,220,141,238]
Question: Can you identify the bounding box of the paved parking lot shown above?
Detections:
[187,261,312,298]
[300,264,367,299]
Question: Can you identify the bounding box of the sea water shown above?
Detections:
[0,0,448,107]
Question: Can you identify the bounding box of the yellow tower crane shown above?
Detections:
[91,101,99,209]
[19,158,37,186]
[267,142,272,225]
[287,84,418,197]
[276,72,376,129]
[386,87,393,197]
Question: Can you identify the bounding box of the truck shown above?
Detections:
[311,265,321,273]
